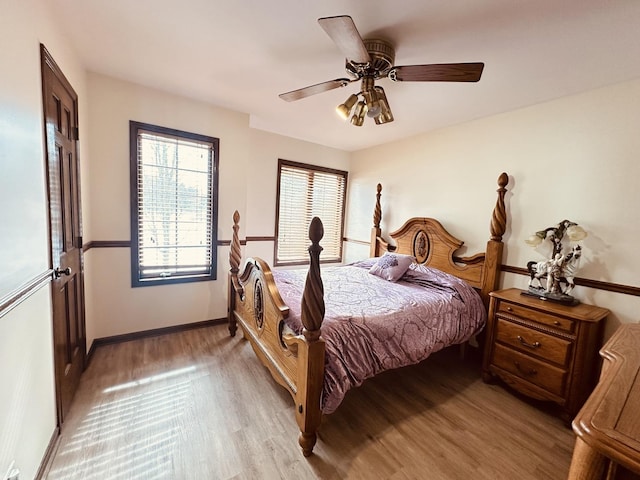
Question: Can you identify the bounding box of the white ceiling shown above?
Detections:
[47,0,640,152]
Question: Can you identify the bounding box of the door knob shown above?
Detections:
[54,267,72,278]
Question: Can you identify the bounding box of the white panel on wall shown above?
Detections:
[0,287,56,480]
[0,4,50,298]
[1,1,88,478]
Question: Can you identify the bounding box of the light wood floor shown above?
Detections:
[45,325,576,479]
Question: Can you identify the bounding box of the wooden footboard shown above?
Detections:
[228,214,325,456]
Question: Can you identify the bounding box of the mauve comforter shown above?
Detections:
[272,259,487,414]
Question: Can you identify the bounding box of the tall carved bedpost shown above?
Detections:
[370,183,383,257]
[481,172,509,305]
[296,217,326,457]
[301,217,325,336]
[228,210,243,337]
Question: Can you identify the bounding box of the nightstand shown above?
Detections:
[482,288,608,420]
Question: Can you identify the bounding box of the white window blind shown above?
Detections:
[276,160,347,265]
[130,122,218,286]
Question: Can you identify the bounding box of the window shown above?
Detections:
[275,159,347,266]
[129,121,219,287]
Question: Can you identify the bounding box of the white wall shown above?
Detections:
[0,290,55,480]
[347,78,640,339]
[84,73,350,345]
[0,0,87,478]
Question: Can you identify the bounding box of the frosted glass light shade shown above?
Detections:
[525,234,543,247]
[566,225,587,242]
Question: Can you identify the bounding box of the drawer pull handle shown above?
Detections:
[506,307,513,312]
[554,321,561,326]
[514,361,537,376]
[517,335,541,349]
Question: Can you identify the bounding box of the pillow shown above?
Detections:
[369,252,415,282]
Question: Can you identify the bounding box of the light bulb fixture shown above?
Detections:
[373,86,394,124]
[365,96,381,118]
[360,77,381,118]
[364,93,380,119]
[350,100,367,126]
[336,80,393,126]
[336,93,358,120]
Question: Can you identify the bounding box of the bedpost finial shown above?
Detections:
[309,216,324,245]
[230,210,242,274]
[302,217,325,335]
[229,209,243,327]
[490,172,508,241]
[497,172,508,189]
[373,183,382,229]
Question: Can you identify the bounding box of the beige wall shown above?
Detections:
[0,0,88,478]
[84,73,350,345]
[347,78,640,339]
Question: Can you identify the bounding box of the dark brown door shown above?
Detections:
[41,45,86,425]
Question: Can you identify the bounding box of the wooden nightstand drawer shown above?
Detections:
[496,300,575,334]
[493,344,568,397]
[495,318,572,367]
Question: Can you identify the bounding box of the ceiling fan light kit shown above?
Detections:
[350,100,368,126]
[279,15,484,126]
[337,83,393,126]
[373,86,393,124]
[336,93,358,120]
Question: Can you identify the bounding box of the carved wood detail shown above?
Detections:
[370,183,383,258]
[228,210,243,336]
[300,217,325,339]
[490,172,509,242]
[230,210,242,276]
[373,183,382,229]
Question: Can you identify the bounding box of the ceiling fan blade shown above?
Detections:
[279,78,353,102]
[389,63,485,82]
[318,15,371,64]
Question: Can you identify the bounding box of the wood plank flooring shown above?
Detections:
[45,325,576,479]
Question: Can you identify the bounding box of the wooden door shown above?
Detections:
[41,45,86,425]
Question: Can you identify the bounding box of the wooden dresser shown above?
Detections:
[568,323,640,479]
[482,288,608,420]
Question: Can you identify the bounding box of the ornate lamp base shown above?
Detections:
[521,287,580,306]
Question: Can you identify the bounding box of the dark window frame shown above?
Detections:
[274,159,348,267]
[129,121,219,287]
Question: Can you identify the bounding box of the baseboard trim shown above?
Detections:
[86,318,227,365]
[35,426,60,480]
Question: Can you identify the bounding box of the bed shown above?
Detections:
[227,172,509,456]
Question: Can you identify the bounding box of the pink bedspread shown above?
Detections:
[272,259,487,414]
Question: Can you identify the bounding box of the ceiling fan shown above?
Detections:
[279,15,484,126]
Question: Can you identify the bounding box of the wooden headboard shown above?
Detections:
[369,173,509,306]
